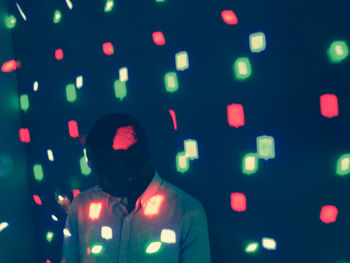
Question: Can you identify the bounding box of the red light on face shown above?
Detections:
[320,94,339,118]
[169,109,178,130]
[320,205,338,224]
[144,194,165,217]
[230,193,246,212]
[19,128,31,143]
[103,42,114,55]
[55,49,64,60]
[152,31,166,46]
[33,194,42,205]
[112,126,137,150]
[227,103,245,128]
[46,260,51,263]
[68,120,79,138]
[89,202,102,220]
[1,60,21,73]
[73,189,80,198]
[221,10,238,25]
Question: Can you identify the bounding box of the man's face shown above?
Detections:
[86,146,147,197]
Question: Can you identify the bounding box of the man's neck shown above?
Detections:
[125,165,155,212]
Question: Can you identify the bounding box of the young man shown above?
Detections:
[61,113,210,263]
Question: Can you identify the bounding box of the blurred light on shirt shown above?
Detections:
[113,126,137,150]
[146,241,162,254]
[144,195,165,217]
[89,202,102,220]
[160,229,176,244]
[101,226,113,240]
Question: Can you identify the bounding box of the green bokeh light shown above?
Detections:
[233,57,252,80]
[256,136,275,160]
[4,15,16,29]
[164,72,178,93]
[20,94,29,112]
[176,152,189,174]
[53,10,62,24]
[245,242,259,254]
[80,156,91,176]
[66,83,77,102]
[327,41,349,63]
[336,154,350,176]
[33,164,44,182]
[242,153,258,175]
[249,32,266,53]
[104,0,114,12]
[114,80,127,101]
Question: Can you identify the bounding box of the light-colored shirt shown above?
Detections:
[61,170,211,263]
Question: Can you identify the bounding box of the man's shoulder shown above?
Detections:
[69,186,104,208]
[160,178,205,214]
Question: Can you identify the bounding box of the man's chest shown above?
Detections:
[78,205,181,263]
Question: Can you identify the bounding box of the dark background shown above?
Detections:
[3,0,350,262]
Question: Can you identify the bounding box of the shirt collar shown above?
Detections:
[135,169,162,210]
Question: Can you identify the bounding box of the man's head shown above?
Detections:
[85,113,152,197]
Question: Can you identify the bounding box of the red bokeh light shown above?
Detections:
[152,31,166,46]
[1,60,21,73]
[33,194,42,205]
[230,193,246,212]
[68,120,80,138]
[55,49,64,60]
[73,189,80,198]
[320,205,338,224]
[227,103,245,128]
[320,94,339,118]
[221,10,238,25]
[103,42,114,55]
[19,128,31,143]
[169,109,178,130]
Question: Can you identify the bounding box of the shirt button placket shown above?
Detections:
[118,215,132,263]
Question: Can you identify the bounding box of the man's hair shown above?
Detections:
[85,113,149,155]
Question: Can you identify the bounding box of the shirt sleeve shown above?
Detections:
[61,198,81,263]
[179,202,211,263]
